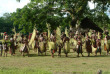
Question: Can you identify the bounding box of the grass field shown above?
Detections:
[0,48,110,74]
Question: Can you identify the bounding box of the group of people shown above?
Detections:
[0,28,110,58]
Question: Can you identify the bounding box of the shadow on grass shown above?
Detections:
[56,54,110,58]
[72,71,110,74]
[28,54,38,57]
[29,53,51,57]
[83,55,110,58]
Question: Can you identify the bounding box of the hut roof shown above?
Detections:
[80,17,103,33]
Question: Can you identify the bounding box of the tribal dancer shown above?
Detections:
[85,36,92,57]
[50,33,57,58]
[104,34,110,55]
[21,35,29,57]
[10,35,15,56]
[95,39,101,56]
[63,34,70,57]
[38,34,47,55]
[3,42,8,57]
[76,37,83,57]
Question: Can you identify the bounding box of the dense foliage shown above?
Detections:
[0,0,110,34]
[0,13,13,34]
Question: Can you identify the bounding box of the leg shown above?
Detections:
[51,49,54,58]
[1,49,3,56]
[38,48,40,56]
[100,48,101,56]
[27,52,29,57]
[6,52,7,57]
[81,48,83,57]
[22,52,24,57]
[77,53,79,57]
[66,53,68,57]
[51,50,54,58]
[45,52,46,56]
[107,49,109,55]
[11,48,13,55]
[81,53,84,57]
[88,53,90,57]
[58,47,61,57]
[95,51,97,56]
[21,51,22,55]
[4,52,5,57]
[13,48,15,54]
[34,48,37,52]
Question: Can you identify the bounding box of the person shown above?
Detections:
[10,35,15,56]
[14,36,18,50]
[58,41,63,57]
[63,34,70,57]
[43,32,48,55]
[34,34,39,52]
[3,42,8,57]
[104,34,107,51]
[85,36,92,57]
[39,34,44,42]
[0,42,3,56]
[50,33,57,58]
[21,34,24,44]
[38,33,47,55]
[20,35,29,57]
[104,34,110,55]
[97,69,102,74]
[28,33,32,41]
[76,37,83,57]
[5,34,8,40]
[107,35,110,55]
[95,39,101,56]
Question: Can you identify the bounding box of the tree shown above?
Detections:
[12,0,110,33]
[0,13,13,34]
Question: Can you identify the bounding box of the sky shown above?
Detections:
[0,0,30,16]
[0,0,109,17]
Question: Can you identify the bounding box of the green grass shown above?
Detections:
[0,47,110,74]
[0,68,52,74]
